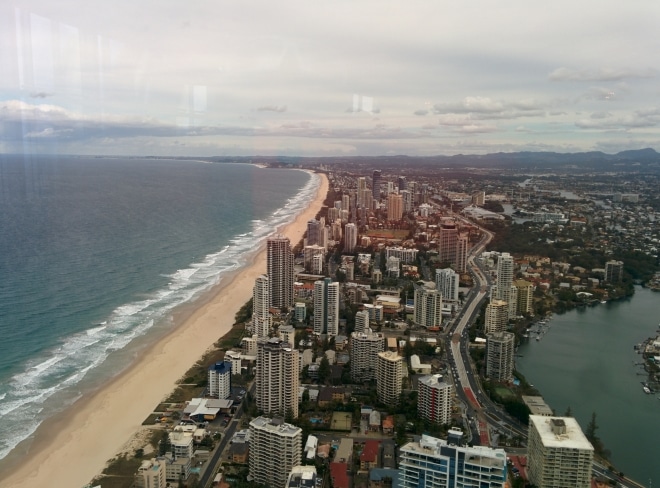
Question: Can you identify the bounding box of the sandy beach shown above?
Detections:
[0,170,328,488]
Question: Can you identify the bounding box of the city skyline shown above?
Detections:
[2,1,660,157]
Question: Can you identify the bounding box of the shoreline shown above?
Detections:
[0,171,329,488]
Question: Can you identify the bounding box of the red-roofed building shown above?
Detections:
[330,462,350,488]
[382,416,394,435]
[360,440,381,471]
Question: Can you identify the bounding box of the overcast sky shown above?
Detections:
[2,1,660,157]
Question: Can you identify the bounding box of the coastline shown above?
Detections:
[0,170,329,488]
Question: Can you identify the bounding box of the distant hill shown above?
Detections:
[211,148,660,173]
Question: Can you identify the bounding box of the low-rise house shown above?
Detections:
[360,440,381,471]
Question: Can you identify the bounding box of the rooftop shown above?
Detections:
[529,415,595,451]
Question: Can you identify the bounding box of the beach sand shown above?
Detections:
[0,171,328,488]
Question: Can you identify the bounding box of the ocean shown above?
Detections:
[0,155,317,462]
[517,286,660,484]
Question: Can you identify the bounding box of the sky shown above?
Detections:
[1,0,660,157]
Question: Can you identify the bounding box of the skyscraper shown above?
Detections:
[484,299,509,334]
[418,375,453,425]
[252,274,271,338]
[398,175,407,191]
[344,223,357,253]
[249,416,303,488]
[372,169,382,199]
[486,331,515,382]
[514,279,534,315]
[399,434,507,488]
[354,310,369,333]
[313,278,339,335]
[439,222,458,264]
[306,219,321,247]
[493,252,517,319]
[528,416,594,488]
[413,283,442,328]
[267,235,294,310]
[350,328,384,382]
[376,351,403,406]
[387,192,403,221]
[605,260,624,283]
[256,337,299,419]
[436,268,459,302]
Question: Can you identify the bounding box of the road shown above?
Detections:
[198,382,255,488]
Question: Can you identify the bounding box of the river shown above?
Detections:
[516,286,659,485]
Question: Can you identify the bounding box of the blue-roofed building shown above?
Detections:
[369,468,399,488]
[208,361,231,399]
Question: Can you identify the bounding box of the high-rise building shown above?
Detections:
[256,337,300,419]
[267,235,294,310]
[354,310,369,333]
[418,375,453,425]
[385,246,418,264]
[493,252,517,319]
[472,191,486,206]
[514,279,534,315]
[350,328,384,382]
[387,192,403,221]
[401,190,413,213]
[306,219,321,247]
[436,268,459,302]
[486,331,515,382]
[455,235,468,273]
[372,170,382,199]
[398,175,407,191]
[294,302,306,323]
[341,194,350,214]
[413,283,442,328]
[249,416,303,488]
[439,222,458,264]
[376,351,404,406]
[313,278,339,335]
[485,299,509,334]
[252,274,271,338]
[303,245,325,273]
[207,361,232,399]
[135,459,166,488]
[605,260,624,283]
[399,434,507,488]
[344,223,358,253]
[527,416,594,488]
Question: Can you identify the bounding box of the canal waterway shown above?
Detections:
[516,286,659,485]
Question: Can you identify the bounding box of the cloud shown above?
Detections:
[29,92,55,99]
[257,105,287,112]
[575,108,660,130]
[414,109,428,116]
[432,97,546,122]
[549,67,656,82]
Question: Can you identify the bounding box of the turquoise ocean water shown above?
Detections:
[0,155,316,462]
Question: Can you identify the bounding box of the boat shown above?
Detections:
[643,386,651,394]
[600,300,607,304]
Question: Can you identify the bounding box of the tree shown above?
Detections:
[159,431,172,456]
[564,406,573,417]
[318,356,331,384]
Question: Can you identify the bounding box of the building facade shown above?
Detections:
[207,361,232,399]
[436,268,459,302]
[484,299,509,334]
[527,416,594,488]
[387,193,403,221]
[249,416,303,488]
[418,375,453,425]
[267,235,294,310]
[344,223,358,253]
[605,260,624,283]
[376,351,404,406]
[354,310,369,333]
[399,434,507,488]
[350,328,385,382]
[413,284,442,328]
[313,278,339,335]
[486,331,515,382]
[256,337,300,419]
[252,274,271,338]
[514,279,534,315]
